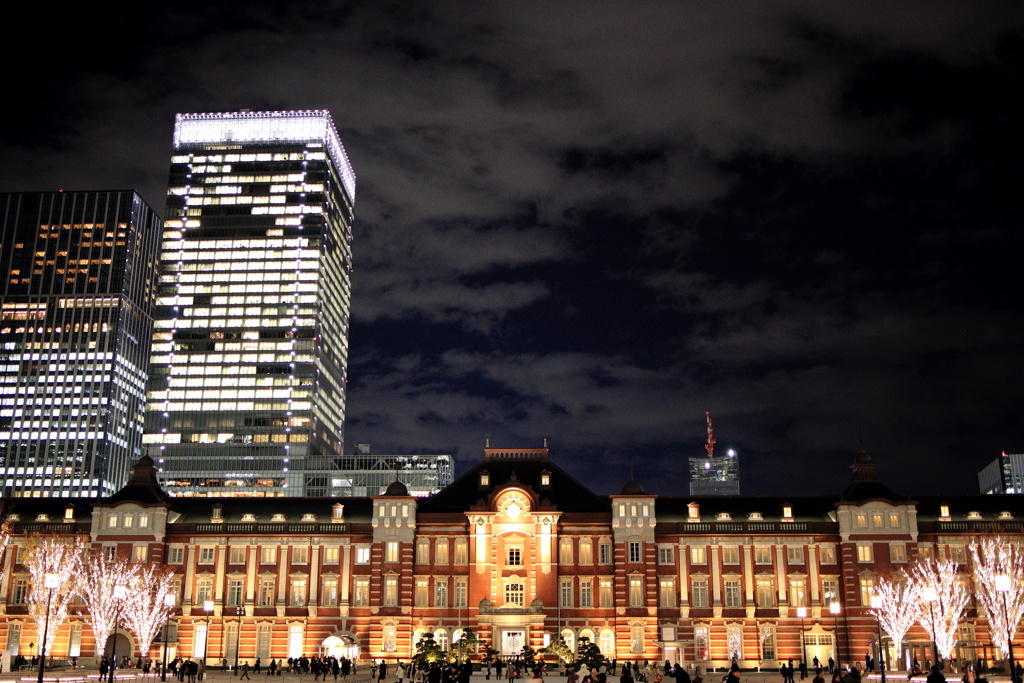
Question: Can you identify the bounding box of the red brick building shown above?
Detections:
[0,449,1018,670]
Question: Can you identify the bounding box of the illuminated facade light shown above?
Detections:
[143,110,355,497]
[0,190,162,497]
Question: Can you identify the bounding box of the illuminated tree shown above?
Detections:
[914,558,969,661]
[0,513,11,586]
[970,538,1024,659]
[413,632,444,664]
[543,635,574,664]
[121,563,176,659]
[25,535,86,657]
[76,551,134,658]
[871,573,921,669]
[448,628,481,665]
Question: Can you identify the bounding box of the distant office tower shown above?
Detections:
[335,444,454,497]
[0,190,161,497]
[144,110,356,497]
[978,451,1024,494]
[689,412,740,495]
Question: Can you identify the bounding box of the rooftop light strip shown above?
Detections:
[173,110,356,203]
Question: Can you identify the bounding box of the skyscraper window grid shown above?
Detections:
[0,190,161,497]
[143,110,355,497]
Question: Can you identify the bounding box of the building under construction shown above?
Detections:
[688,412,740,495]
[332,444,454,497]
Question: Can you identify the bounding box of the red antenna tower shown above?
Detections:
[706,411,716,459]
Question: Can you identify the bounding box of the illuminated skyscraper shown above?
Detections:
[144,110,356,497]
[0,190,161,497]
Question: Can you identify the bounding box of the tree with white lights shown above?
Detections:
[0,512,11,586]
[25,535,86,658]
[870,573,921,670]
[122,563,177,659]
[76,551,134,658]
[970,538,1024,660]
[914,557,969,663]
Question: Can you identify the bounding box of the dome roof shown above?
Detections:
[384,480,409,496]
[621,480,644,495]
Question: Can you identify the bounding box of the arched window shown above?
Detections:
[436,629,449,652]
[600,629,615,656]
[561,629,575,654]
[580,629,595,648]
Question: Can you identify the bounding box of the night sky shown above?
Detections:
[2,2,1022,496]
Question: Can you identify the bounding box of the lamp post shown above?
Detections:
[203,599,214,665]
[870,595,886,683]
[37,572,59,683]
[995,575,1017,683]
[161,593,176,682]
[921,585,939,670]
[797,607,808,667]
[830,601,842,670]
[110,584,128,683]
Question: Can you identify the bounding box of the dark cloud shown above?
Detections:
[2,0,1023,495]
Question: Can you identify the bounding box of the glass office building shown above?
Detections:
[144,110,356,497]
[0,190,161,497]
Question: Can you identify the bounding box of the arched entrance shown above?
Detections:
[321,635,360,661]
[104,632,135,660]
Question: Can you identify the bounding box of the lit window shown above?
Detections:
[722,547,739,564]
[322,578,338,607]
[386,541,400,563]
[324,547,340,565]
[599,579,614,607]
[559,539,574,564]
[505,582,525,607]
[629,576,644,606]
[261,546,278,564]
[435,539,449,564]
[790,579,806,607]
[691,579,708,607]
[579,539,593,564]
[724,579,742,607]
[890,544,906,563]
[355,546,370,564]
[690,547,706,564]
[857,544,874,563]
[757,578,775,607]
[580,579,593,607]
[820,546,837,564]
[290,578,307,606]
[660,578,676,607]
[353,579,369,607]
[755,547,772,564]
[859,576,875,606]
[787,546,804,564]
[230,547,246,564]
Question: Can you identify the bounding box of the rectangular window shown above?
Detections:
[856,512,868,527]
[386,541,400,563]
[722,547,740,565]
[629,541,642,563]
[559,539,574,565]
[560,578,573,607]
[454,577,467,608]
[261,546,277,564]
[227,579,244,607]
[579,540,593,564]
[857,544,874,563]
[724,579,742,607]
[580,579,593,607]
[322,578,338,607]
[435,540,449,565]
[454,539,469,564]
[123,514,134,528]
[599,543,612,564]
[416,540,430,564]
[660,578,676,607]
[507,546,522,566]
[890,544,907,563]
[820,546,837,564]
[918,545,932,561]
[872,512,885,527]
[69,622,83,657]
[259,578,275,606]
[199,546,216,564]
[415,578,429,607]
[434,579,448,607]
[169,547,184,564]
[859,576,875,606]
[230,547,247,564]
[755,547,772,564]
[757,578,775,607]
[292,547,308,564]
[196,578,213,604]
[889,511,902,527]
[949,546,967,563]
[323,547,340,565]
[384,577,398,606]
[355,546,371,564]
[691,579,708,608]
[790,579,807,607]
[257,624,272,659]
[600,578,614,607]
[787,546,804,564]
[133,546,148,562]
[11,578,28,605]
[690,547,706,564]
[290,578,307,606]
[629,576,644,606]
[658,546,674,565]
[822,578,839,605]
[353,578,369,607]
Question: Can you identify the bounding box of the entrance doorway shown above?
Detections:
[104,633,134,660]
[502,632,525,657]
[322,636,360,661]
